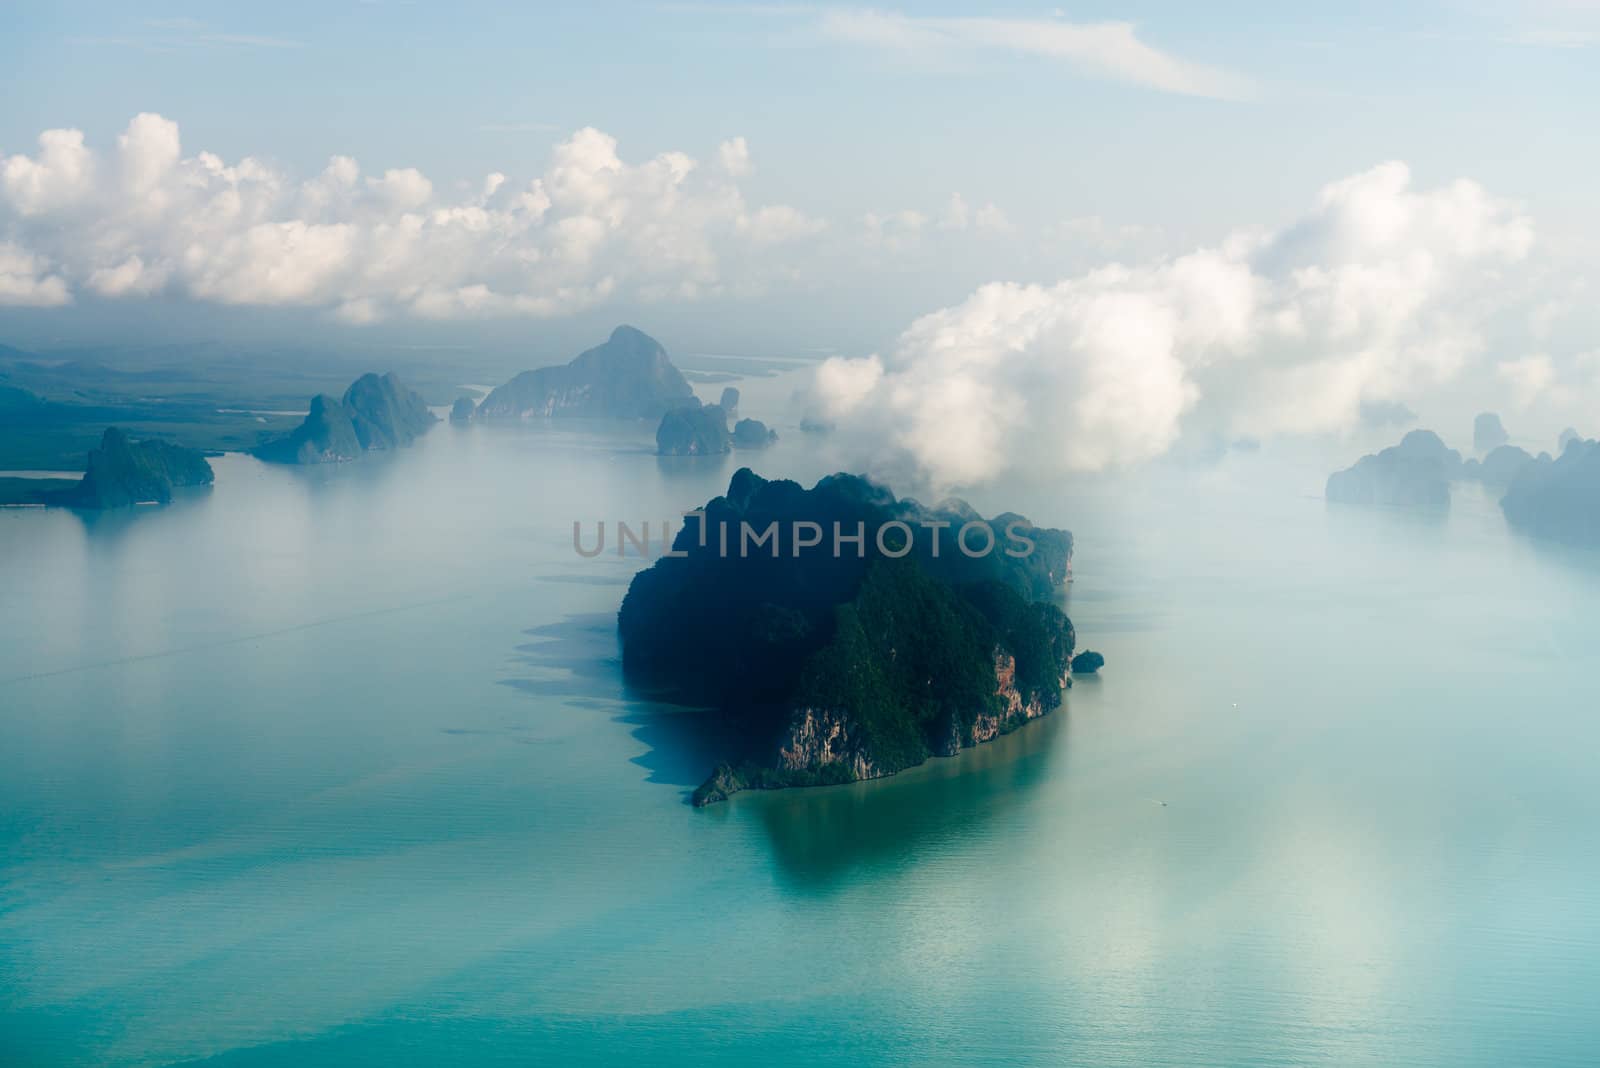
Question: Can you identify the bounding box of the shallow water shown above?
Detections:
[2,414,1598,1066]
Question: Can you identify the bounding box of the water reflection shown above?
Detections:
[747,711,1066,894]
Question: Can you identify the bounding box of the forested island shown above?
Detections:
[0,427,214,508]
[618,469,1078,805]
[252,372,436,464]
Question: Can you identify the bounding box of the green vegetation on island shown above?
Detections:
[617,469,1076,805]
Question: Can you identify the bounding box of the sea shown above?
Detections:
[3,375,1598,1066]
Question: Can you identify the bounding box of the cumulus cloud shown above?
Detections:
[0,114,823,319]
[938,192,1010,234]
[813,161,1534,487]
[863,208,928,250]
[0,242,70,306]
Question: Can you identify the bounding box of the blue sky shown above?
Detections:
[2,2,1598,470]
[4,1,1596,235]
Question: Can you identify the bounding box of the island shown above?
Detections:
[449,396,476,424]
[719,387,740,420]
[617,468,1076,805]
[1500,436,1600,544]
[253,372,436,464]
[1460,444,1537,493]
[476,325,694,421]
[732,417,777,449]
[656,401,732,456]
[1071,651,1105,675]
[1473,412,1509,453]
[1325,430,1462,510]
[0,427,215,509]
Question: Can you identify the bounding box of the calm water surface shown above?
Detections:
[2,404,1598,1066]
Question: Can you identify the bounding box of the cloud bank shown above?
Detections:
[813,162,1534,486]
[0,114,822,320]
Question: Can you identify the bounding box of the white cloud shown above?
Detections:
[717,136,753,177]
[974,202,1012,234]
[0,113,824,319]
[938,193,1009,234]
[0,242,70,306]
[814,162,1535,487]
[1497,353,1557,409]
[818,10,1252,99]
[863,208,928,250]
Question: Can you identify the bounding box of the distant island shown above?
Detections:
[1473,411,1510,454]
[0,427,213,508]
[656,399,780,457]
[477,326,694,421]
[1327,418,1600,546]
[1325,430,1461,510]
[732,417,777,449]
[1501,436,1600,544]
[252,372,436,464]
[617,469,1076,805]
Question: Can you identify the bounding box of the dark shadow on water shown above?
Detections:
[67,485,214,538]
[499,612,737,793]
[742,711,1066,895]
[499,612,1068,881]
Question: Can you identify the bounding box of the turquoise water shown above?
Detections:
[3,412,1599,1066]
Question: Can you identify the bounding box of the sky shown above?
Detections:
[2,1,1599,483]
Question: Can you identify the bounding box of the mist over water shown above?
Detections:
[3,408,1599,1066]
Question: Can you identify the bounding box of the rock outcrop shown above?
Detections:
[477,325,694,421]
[1071,650,1105,674]
[449,396,477,424]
